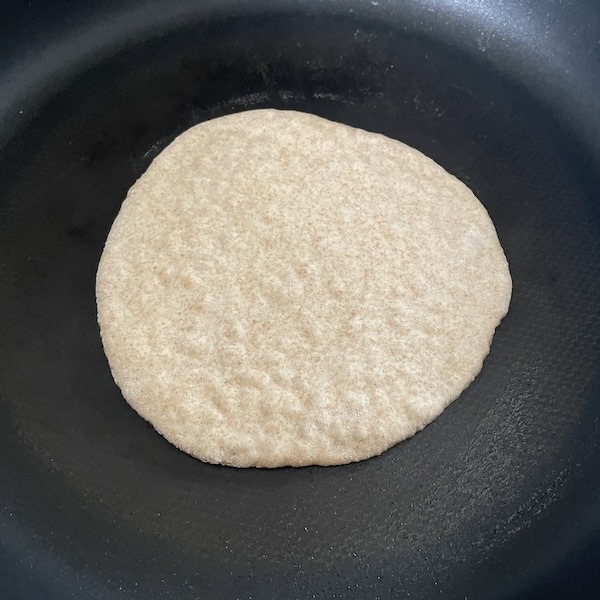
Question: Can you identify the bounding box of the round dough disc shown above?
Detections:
[96,109,511,468]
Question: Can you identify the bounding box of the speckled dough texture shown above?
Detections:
[96,109,511,468]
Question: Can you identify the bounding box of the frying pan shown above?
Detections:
[1,0,599,598]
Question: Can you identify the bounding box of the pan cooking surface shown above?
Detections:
[1,2,599,599]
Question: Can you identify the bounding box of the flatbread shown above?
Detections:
[96,109,511,468]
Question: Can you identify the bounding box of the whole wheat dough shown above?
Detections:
[96,109,511,467]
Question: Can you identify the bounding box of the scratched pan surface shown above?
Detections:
[0,1,599,598]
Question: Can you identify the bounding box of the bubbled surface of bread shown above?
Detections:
[96,109,511,468]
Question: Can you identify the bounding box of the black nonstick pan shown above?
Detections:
[1,1,599,598]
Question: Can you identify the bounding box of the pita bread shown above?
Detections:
[96,109,511,467]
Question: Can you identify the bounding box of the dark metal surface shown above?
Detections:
[1,1,599,598]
